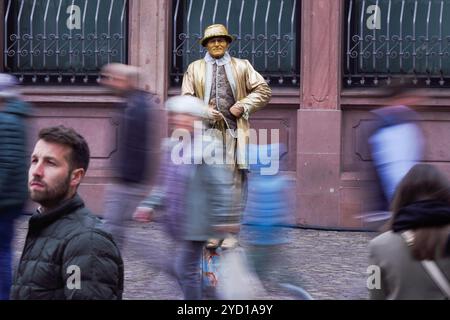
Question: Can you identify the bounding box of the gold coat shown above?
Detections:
[181,57,272,169]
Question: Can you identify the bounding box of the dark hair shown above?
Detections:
[38,125,90,172]
[390,164,450,226]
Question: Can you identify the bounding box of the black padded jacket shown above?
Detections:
[10,194,124,300]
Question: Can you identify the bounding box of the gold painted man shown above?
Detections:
[182,24,272,248]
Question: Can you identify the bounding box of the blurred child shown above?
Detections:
[241,143,294,292]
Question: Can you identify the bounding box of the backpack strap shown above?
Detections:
[401,230,450,298]
[421,261,450,299]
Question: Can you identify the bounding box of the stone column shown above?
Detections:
[129,0,169,139]
[297,0,344,227]
[129,0,170,99]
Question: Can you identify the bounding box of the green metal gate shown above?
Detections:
[4,0,128,84]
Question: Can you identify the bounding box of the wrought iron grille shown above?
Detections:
[3,0,128,84]
[345,0,450,87]
[171,0,300,87]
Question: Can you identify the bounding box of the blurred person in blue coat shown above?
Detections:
[366,86,426,226]
[370,105,425,203]
[0,74,32,300]
[241,143,295,293]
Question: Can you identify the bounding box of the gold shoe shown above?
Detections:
[221,236,239,249]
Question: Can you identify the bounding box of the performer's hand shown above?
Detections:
[208,103,222,121]
[230,104,244,118]
[208,109,222,121]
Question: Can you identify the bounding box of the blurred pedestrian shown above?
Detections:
[100,63,159,250]
[0,74,32,300]
[241,143,295,293]
[182,24,272,249]
[369,164,450,300]
[365,86,425,226]
[10,126,123,300]
[370,104,425,203]
[134,95,237,299]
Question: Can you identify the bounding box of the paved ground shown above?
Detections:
[12,216,377,300]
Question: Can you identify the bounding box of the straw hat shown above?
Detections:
[200,24,235,47]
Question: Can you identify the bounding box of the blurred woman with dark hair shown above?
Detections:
[369,164,450,300]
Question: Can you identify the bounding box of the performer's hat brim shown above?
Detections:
[200,24,234,47]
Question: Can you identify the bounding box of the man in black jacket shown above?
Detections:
[10,126,124,300]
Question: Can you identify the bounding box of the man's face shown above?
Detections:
[206,37,229,59]
[28,140,74,210]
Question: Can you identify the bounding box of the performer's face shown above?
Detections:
[206,37,229,59]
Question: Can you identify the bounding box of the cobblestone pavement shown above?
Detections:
[13,216,377,300]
